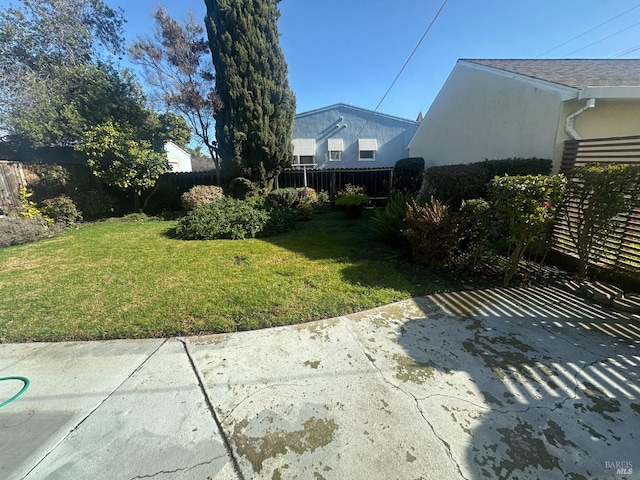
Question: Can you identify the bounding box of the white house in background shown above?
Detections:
[408,59,640,171]
[292,104,420,169]
[164,141,192,173]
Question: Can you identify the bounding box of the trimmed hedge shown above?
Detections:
[393,157,424,194]
[421,157,552,209]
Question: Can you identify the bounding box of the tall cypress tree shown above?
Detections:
[204,0,296,193]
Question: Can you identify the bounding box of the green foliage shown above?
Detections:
[296,202,313,220]
[228,177,259,199]
[18,188,41,218]
[174,197,269,240]
[77,121,169,212]
[372,193,413,243]
[268,188,299,208]
[40,195,82,226]
[402,198,460,264]
[421,157,552,209]
[489,174,566,285]
[297,187,318,204]
[336,183,365,197]
[259,207,299,237]
[180,185,225,210]
[561,163,640,278]
[453,198,494,271]
[334,194,370,218]
[79,189,115,219]
[205,0,296,192]
[393,157,424,194]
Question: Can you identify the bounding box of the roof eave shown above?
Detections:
[458,59,579,101]
[579,86,640,100]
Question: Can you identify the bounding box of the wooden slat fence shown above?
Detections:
[0,161,26,214]
[276,167,393,201]
[554,135,640,276]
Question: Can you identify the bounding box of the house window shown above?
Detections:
[328,138,343,162]
[358,138,377,161]
[292,138,316,166]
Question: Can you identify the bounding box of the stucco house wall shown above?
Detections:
[292,104,419,169]
[408,63,564,168]
[409,59,640,172]
[164,141,192,173]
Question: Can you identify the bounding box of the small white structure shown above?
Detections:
[164,141,192,173]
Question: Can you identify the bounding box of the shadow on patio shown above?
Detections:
[397,285,640,479]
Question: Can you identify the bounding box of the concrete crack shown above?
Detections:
[130,455,224,479]
[219,382,306,425]
[343,322,470,479]
[178,338,246,480]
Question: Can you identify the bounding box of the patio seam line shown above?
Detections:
[342,319,470,480]
[22,338,168,479]
[179,338,245,480]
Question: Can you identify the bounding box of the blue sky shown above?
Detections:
[80,0,640,120]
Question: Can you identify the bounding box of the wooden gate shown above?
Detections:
[0,161,26,214]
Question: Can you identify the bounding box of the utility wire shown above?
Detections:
[372,0,448,114]
[354,0,448,140]
[564,21,640,56]
[536,3,640,57]
[614,42,640,57]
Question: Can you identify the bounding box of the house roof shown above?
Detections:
[295,103,419,125]
[462,59,640,88]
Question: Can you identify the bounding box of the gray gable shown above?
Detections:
[463,59,640,88]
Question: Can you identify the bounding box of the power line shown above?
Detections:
[536,3,640,57]
[372,0,448,114]
[614,43,640,57]
[564,21,640,56]
[354,0,448,140]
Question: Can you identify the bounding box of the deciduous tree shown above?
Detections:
[129,6,222,185]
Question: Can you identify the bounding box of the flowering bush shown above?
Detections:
[489,174,566,285]
[181,185,225,210]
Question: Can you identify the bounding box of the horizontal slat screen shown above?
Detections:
[555,136,640,277]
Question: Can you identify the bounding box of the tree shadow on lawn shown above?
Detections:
[260,211,458,295]
[391,285,640,479]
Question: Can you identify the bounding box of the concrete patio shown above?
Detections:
[1,285,639,479]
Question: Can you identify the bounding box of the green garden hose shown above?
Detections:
[0,376,30,408]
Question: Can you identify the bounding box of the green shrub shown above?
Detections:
[0,215,58,247]
[336,183,365,197]
[19,188,41,218]
[296,202,313,220]
[561,163,640,279]
[334,194,369,218]
[228,177,258,199]
[41,195,82,226]
[422,157,553,210]
[174,198,269,240]
[453,198,494,271]
[181,185,225,210]
[297,187,318,204]
[489,174,566,285]
[315,190,330,207]
[258,207,299,237]
[268,188,299,208]
[420,163,486,209]
[372,193,413,243]
[402,197,460,264]
[78,189,115,219]
[393,157,424,194]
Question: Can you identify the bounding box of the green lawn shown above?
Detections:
[0,211,455,342]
